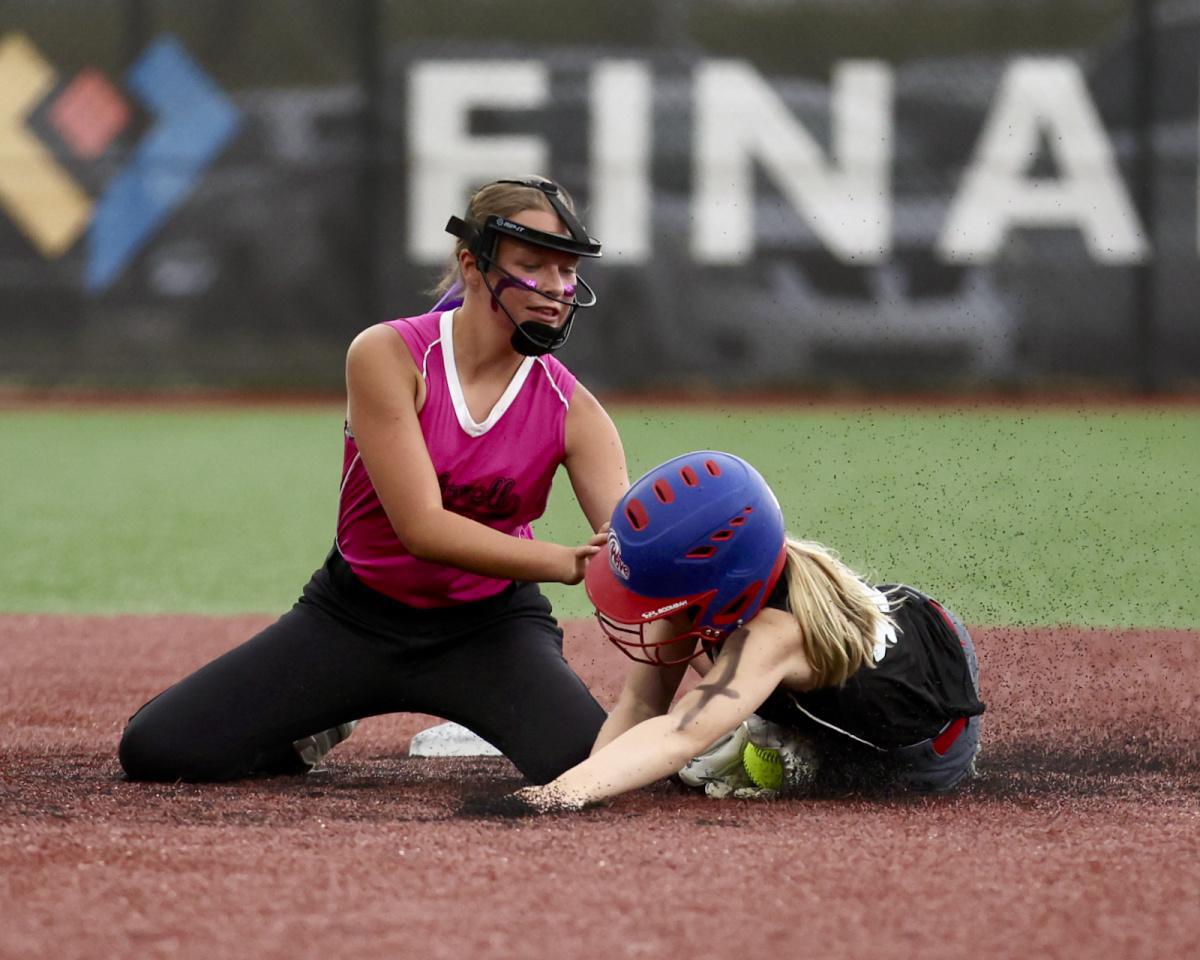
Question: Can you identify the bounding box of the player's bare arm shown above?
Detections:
[563,382,629,533]
[590,618,692,754]
[522,614,804,808]
[346,324,596,585]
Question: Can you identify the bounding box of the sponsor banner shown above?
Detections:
[0,5,1196,390]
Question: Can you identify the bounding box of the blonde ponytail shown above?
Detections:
[782,538,898,688]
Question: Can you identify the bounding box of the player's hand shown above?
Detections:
[513,785,588,813]
[556,521,611,585]
[562,541,601,585]
[459,785,589,819]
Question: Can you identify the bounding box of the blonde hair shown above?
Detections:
[429,176,581,298]
[782,538,899,688]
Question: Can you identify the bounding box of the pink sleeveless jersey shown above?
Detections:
[336,310,577,607]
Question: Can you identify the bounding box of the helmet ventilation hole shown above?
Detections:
[653,479,675,504]
[626,499,649,530]
[680,466,699,487]
[686,545,717,559]
[711,529,734,542]
[714,588,755,624]
[729,516,746,527]
[704,459,722,477]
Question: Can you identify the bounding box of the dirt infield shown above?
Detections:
[2,616,1197,960]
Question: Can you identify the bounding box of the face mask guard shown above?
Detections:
[593,590,726,667]
[589,550,787,667]
[444,178,602,355]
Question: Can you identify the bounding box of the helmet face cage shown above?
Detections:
[596,618,721,668]
[477,264,597,356]
[443,179,602,355]
[586,452,788,666]
[484,257,598,309]
[595,560,785,666]
[594,588,718,666]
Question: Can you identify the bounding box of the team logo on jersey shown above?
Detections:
[438,472,520,521]
[607,531,630,581]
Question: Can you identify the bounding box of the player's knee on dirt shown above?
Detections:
[118,715,185,781]
[118,712,244,782]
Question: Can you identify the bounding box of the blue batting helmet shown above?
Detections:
[584,451,787,665]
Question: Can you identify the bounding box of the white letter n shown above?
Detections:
[692,60,892,264]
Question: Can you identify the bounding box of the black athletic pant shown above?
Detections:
[119,548,607,784]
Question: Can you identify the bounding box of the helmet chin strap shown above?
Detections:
[477,262,596,357]
[510,317,573,358]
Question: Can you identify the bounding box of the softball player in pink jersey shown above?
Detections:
[119,177,628,784]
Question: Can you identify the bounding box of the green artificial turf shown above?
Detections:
[2,404,1196,627]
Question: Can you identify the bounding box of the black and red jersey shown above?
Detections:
[754,582,985,749]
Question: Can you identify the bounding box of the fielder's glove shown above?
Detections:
[677,715,819,799]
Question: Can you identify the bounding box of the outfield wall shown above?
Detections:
[1,0,1197,393]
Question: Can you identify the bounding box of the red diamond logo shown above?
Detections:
[48,67,132,160]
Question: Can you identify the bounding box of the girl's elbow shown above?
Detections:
[390,514,443,561]
[402,537,437,562]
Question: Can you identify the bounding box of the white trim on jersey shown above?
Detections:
[534,356,571,410]
[421,332,439,379]
[334,451,363,556]
[439,310,534,438]
[786,694,886,752]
